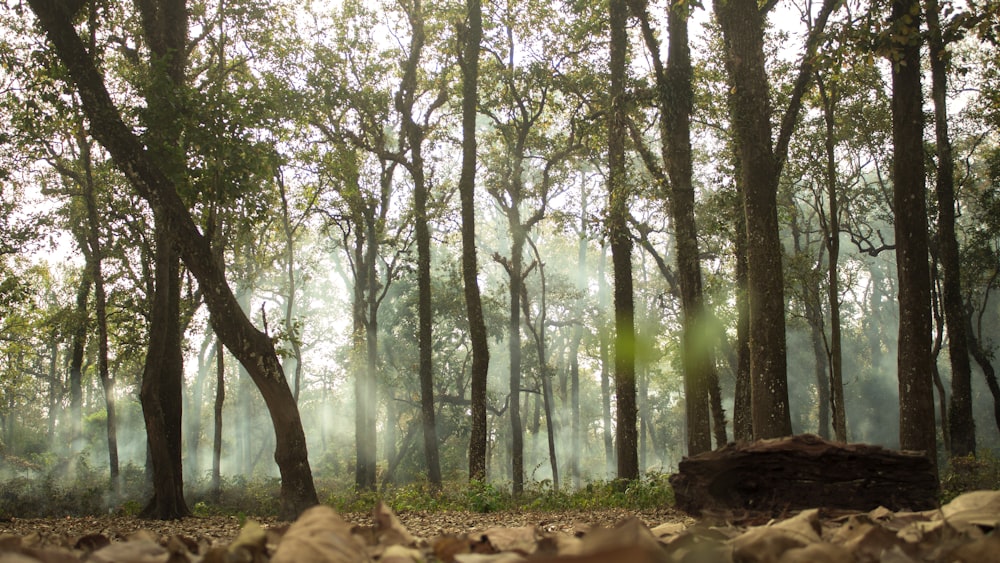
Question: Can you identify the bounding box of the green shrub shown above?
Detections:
[940,450,1000,503]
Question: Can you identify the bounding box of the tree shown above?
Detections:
[609,0,638,481]
[26,0,319,519]
[926,0,975,458]
[713,0,838,439]
[134,0,192,519]
[629,0,717,455]
[460,0,491,483]
[396,0,447,489]
[888,0,938,470]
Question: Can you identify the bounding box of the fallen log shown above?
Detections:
[669,434,939,515]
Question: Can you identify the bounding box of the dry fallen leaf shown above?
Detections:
[476,526,537,555]
[88,538,170,563]
[373,501,417,547]
[271,505,370,563]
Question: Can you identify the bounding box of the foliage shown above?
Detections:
[940,451,1000,504]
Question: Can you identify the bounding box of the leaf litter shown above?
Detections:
[0,491,998,562]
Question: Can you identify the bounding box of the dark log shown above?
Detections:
[669,434,939,515]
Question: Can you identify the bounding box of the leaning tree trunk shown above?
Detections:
[28,0,318,519]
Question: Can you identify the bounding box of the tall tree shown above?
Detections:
[397,0,445,489]
[609,0,638,480]
[135,0,191,519]
[460,0,491,483]
[927,0,975,458]
[630,0,715,455]
[889,0,938,470]
[26,0,319,519]
[816,72,849,443]
[713,0,838,439]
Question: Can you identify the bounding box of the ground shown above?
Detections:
[0,496,998,562]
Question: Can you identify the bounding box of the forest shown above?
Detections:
[0,0,998,522]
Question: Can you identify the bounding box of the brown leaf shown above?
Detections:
[380,544,423,563]
[730,526,811,563]
[88,539,169,563]
[373,501,416,546]
[431,534,470,562]
[576,518,666,562]
[939,490,1000,531]
[942,532,1000,563]
[224,521,267,563]
[477,526,537,555]
[776,542,853,563]
[271,505,369,563]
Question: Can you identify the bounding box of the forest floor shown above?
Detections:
[0,495,998,562]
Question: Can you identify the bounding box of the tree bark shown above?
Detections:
[69,251,91,449]
[135,0,191,519]
[927,0,975,458]
[211,338,224,501]
[140,223,190,519]
[79,132,119,494]
[817,75,848,443]
[890,0,938,472]
[27,0,319,519]
[598,245,615,472]
[398,0,442,488]
[714,0,791,440]
[509,227,526,495]
[732,173,752,444]
[460,0,491,484]
[609,0,639,481]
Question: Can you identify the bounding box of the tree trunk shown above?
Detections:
[968,316,1000,436]
[817,75,848,443]
[522,242,558,489]
[135,0,190,519]
[631,0,714,457]
[509,228,526,495]
[186,333,213,483]
[211,338,224,501]
[598,244,615,473]
[609,0,639,481]
[569,180,587,486]
[460,0,491,484]
[927,0,975,458]
[27,0,319,518]
[715,0,791,440]
[398,0,442,488]
[77,129,119,495]
[732,174,752,444]
[69,266,90,449]
[353,213,375,491]
[890,0,938,472]
[140,223,190,519]
[277,173,304,403]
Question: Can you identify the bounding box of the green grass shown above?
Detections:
[0,463,676,519]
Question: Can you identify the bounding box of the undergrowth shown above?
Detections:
[12,449,997,519]
[0,463,675,519]
[939,450,1000,503]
